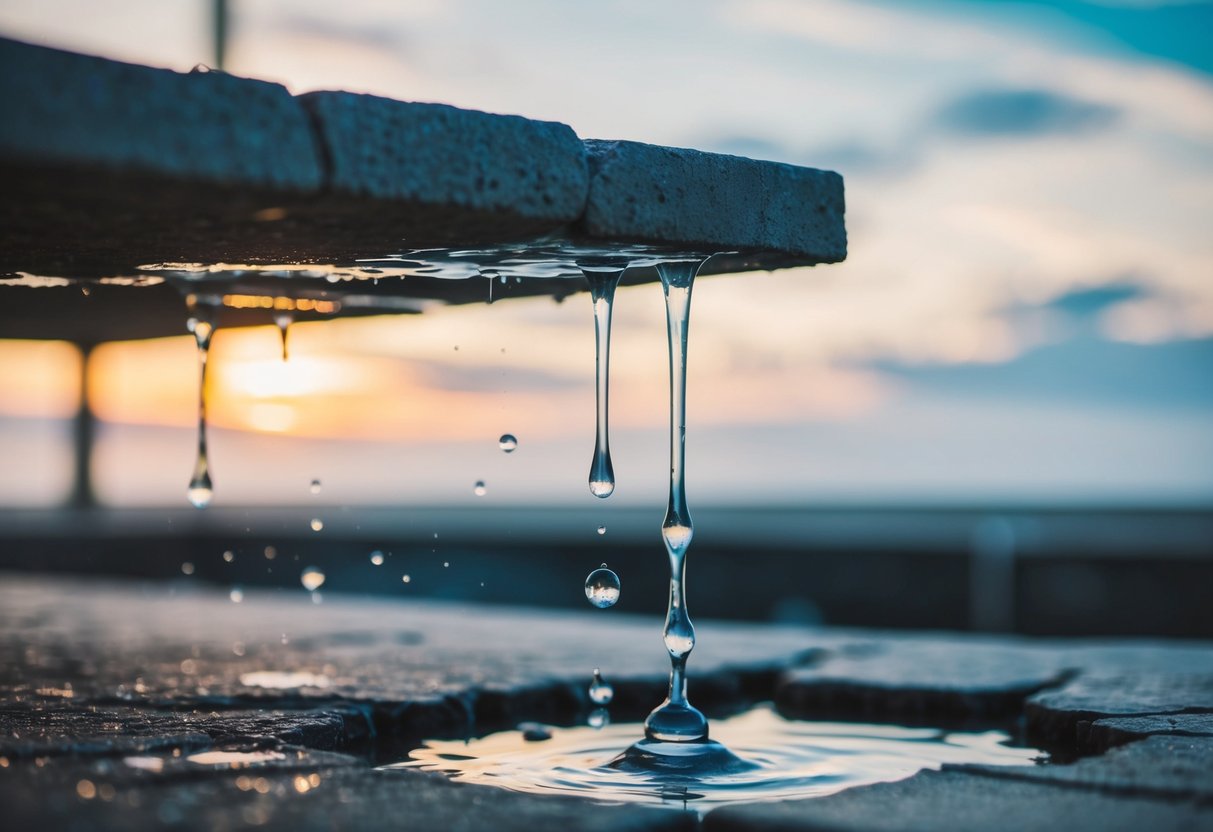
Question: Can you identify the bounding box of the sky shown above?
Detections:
[0,0,1210,508]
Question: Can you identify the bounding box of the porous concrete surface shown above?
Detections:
[0,38,321,191]
[300,92,588,227]
[704,766,1213,832]
[3,576,1212,830]
[582,139,846,264]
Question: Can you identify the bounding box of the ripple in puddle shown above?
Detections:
[386,705,1043,812]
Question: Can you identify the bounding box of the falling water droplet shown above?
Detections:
[309,479,321,495]
[229,587,244,603]
[581,264,626,499]
[181,562,195,576]
[185,305,216,509]
[369,551,385,566]
[310,518,324,532]
[597,525,606,535]
[589,668,614,705]
[300,567,325,592]
[274,312,292,361]
[498,434,518,453]
[587,708,610,729]
[402,574,411,584]
[473,481,487,497]
[584,565,621,609]
[264,546,277,560]
[222,550,234,563]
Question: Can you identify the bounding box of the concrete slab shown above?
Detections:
[703,768,1213,832]
[581,139,846,268]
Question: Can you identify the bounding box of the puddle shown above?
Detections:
[388,705,1042,813]
[186,750,287,766]
[238,671,332,689]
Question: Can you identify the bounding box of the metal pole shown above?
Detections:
[213,0,228,71]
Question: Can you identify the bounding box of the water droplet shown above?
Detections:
[584,566,621,609]
[310,518,324,532]
[309,479,321,495]
[264,546,277,560]
[587,708,610,729]
[185,303,216,509]
[222,550,234,563]
[187,476,213,509]
[274,312,292,361]
[402,574,411,584]
[597,525,606,535]
[518,722,551,742]
[589,668,614,705]
[229,587,244,603]
[582,266,625,499]
[369,551,385,566]
[311,591,323,605]
[181,562,195,576]
[473,481,487,497]
[498,434,518,453]
[443,561,449,568]
[300,567,325,592]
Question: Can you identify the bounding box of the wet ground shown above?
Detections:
[1,575,1211,830]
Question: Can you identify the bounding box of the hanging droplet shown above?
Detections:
[310,518,324,532]
[498,434,518,453]
[581,265,625,499]
[186,304,216,509]
[369,551,385,566]
[596,525,606,536]
[584,565,621,609]
[589,668,614,705]
[309,479,322,495]
[229,587,244,603]
[473,481,487,497]
[274,312,292,361]
[300,567,325,592]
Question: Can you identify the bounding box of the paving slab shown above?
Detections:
[958,734,1213,803]
[703,768,1213,832]
[1027,672,1213,750]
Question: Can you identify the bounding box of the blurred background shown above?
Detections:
[0,0,1210,635]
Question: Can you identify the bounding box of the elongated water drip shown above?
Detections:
[273,312,292,361]
[644,259,708,743]
[581,265,625,498]
[186,309,216,509]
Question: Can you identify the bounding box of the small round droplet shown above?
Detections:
[264,546,277,560]
[587,708,610,729]
[402,574,411,583]
[443,561,449,568]
[589,668,614,705]
[584,566,621,609]
[300,567,325,592]
[311,592,323,605]
[309,479,322,495]
[498,434,518,453]
[222,550,234,563]
[473,481,486,497]
[369,551,385,566]
[229,587,244,603]
[181,562,195,576]
[310,518,324,532]
[596,525,606,535]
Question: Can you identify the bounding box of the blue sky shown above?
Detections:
[0,0,1210,506]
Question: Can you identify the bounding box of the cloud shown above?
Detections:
[935,88,1120,138]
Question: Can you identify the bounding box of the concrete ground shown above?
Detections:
[1,576,1210,831]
